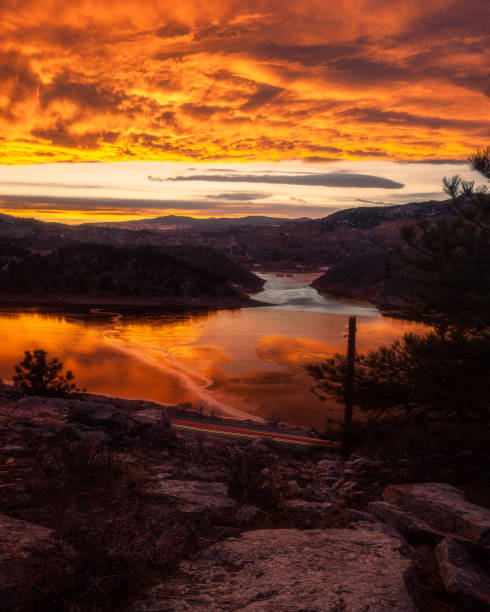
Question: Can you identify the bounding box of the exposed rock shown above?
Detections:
[339,481,364,503]
[0,513,57,594]
[234,505,260,525]
[345,457,382,471]
[134,524,418,611]
[284,478,302,497]
[184,465,227,482]
[435,537,490,610]
[384,483,490,544]
[369,501,447,545]
[65,425,110,445]
[344,508,379,523]
[67,400,115,423]
[281,499,338,520]
[302,485,336,503]
[68,400,179,448]
[151,479,236,513]
[340,480,358,492]
[317,459,342,477]
[250,437,277,452]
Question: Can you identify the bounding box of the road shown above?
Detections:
[170,417,341,448]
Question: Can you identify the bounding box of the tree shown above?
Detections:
[307,329,490,424]
[307,147,490,428]
[396,147,490,326]
[470,146,490,179]
[13,350,84,397]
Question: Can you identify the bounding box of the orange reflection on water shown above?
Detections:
[0,306,427,428]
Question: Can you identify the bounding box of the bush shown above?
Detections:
[222,445,281,509]
[13,349,84,397]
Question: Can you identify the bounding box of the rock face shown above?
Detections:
[0,513,57,594]
[435,537,490,611]
[152,479,236,513]
[383,483,490,544]
[368,500,447,545]
[134,524,418,611]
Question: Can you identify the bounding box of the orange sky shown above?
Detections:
[1,0,489,166]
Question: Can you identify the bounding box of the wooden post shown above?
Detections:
[343,316,357,458]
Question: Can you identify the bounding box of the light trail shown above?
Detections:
[170,418,341,448]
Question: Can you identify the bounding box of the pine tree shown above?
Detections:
[13,350,84,397]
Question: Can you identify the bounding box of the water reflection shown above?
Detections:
[0,274,426,427]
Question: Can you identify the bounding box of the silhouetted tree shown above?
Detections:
[13,350,84,397]
[397,147,490,326]
[308,148,490,428]
[307,329,490,424]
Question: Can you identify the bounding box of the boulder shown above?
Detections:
[134,524,418,611]
[68,401,179,448]
[384,483,490,544]
[435,537,490,610]
[0,513,57,595]
[151,479,236,513]
[368,501,447,545]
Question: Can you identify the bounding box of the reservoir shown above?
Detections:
[0,273,426,428]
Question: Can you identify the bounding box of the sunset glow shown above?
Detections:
[1,0,489,168]
[0,305,427,426]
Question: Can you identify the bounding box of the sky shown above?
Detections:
[0,0,489,222]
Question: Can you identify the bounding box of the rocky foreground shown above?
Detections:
[0,387,489,611]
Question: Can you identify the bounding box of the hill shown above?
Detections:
[0,241,263,307]
[0,200,453,272]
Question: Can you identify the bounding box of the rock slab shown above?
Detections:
[435,537,490,611]
[0,513,56,593]
[368,500,447,545]
[134,523,418,611]
[384,483,490,545]
[152,479,236,513]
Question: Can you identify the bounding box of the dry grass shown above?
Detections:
[3,435,196,612]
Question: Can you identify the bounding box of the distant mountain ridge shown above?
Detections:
[0,199,453,270]
[0,200,451,237]
[79,214,311,231]
[301,200,451,232]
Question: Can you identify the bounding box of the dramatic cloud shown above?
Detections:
[164,173,405,189]
[0,0,488,165]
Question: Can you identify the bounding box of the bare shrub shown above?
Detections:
[221,445,281,509]
[4,436,194,612]
[37,435,148,493]
[7,499,192,612]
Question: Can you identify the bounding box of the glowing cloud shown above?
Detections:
[0,0,488,166]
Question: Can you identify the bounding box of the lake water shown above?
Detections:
[0,273,426,428]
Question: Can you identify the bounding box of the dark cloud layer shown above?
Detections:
[160,173,405,189]
[206,192,270,201]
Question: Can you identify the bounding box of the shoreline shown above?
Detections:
[0,292,268,312]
